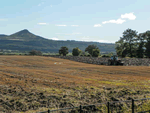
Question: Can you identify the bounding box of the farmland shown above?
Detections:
[0,56,150,112]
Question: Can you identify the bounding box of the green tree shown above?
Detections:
[115,37,131,57]
[145,41,150,58]
[136,42,144,58]
[85,45,99,56]
[115,28,138,58]
[144,31,150,58]
[115,38,124,57]
[122,28,138,57]
[72,47,82,56]
[92,49,100,57]
[59,46,69,56]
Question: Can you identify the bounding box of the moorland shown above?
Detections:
[0,56,150,112]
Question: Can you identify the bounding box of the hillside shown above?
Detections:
[0,34,7,38]
[0,29,115,53]
[0,56,150,112]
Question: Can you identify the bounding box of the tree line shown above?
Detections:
[28,45,101,57]
[59,45,100,57]
[115,28,150,58]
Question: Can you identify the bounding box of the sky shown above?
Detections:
[0,0,150,43]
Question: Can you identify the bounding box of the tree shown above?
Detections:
[145,41,150,58]
[59,46,69,56]
[72,47,82,56]
[136,42,144,58]
[85,45,99,56]
[144,31,150,58]
[115,37,131,57]
[122,28,138,57]
[92,49,100,57]
[115,28,138,58]
[115,38,125,57]
[29,50,42,56]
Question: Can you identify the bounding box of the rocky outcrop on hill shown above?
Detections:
[44,55,150,66]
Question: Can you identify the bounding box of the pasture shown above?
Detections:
[0,56,150,112]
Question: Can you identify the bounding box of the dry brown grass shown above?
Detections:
[0,56,150,112]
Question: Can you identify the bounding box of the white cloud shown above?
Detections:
[37,23,48,25]
[102,18,126,24]
[38,2,44,6]
[49,37,59,40]
[101,12,136,25]
[71,25,79,27]
[56,25,67,27]
[121,12,136,20]
[97,40,115,43]
[80,37,115,43]
[81,39,115,43]
[94,24,102,27]
[50,5,52,7]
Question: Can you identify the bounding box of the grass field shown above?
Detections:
[0,56,150,112]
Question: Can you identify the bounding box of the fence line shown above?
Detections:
[38,98,150,113]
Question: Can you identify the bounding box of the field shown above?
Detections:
[0,56,150,112]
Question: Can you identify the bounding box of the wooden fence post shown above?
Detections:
[132,99,134,113]
[107,102,110,113]
[79,105,82,113]
[48,109,50,113]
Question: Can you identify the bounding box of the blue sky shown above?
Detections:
[0,0,150,43]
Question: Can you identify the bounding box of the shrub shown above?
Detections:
[59,46,69,56]
[29,50,42,56]
[102,55,109,57]
[85,45,99,55]
[72,47,82,56]
[92,49,100,57]
[87,55,91,57]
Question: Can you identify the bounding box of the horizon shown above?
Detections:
[0,0,150,43]
[0,29,115,44]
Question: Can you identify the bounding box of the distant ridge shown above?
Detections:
[0,34,7,38]
[0,29,116,52]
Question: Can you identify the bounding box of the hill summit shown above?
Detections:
[16,29,30,34]
[7,29,41,41]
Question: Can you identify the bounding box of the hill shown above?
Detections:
[0,29,116,53]
[0,34,7,38]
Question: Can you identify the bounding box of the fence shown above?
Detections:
[38,98,150,113]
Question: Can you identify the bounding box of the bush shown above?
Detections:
[102,55,109,57]
[59,46,69,56]
[92,49,100,57]
[85,45,99,55]
[72,47,82,56]
[87,55,91,57]
[29,50,42,56]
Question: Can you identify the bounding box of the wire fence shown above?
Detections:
[38,98,150,113]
